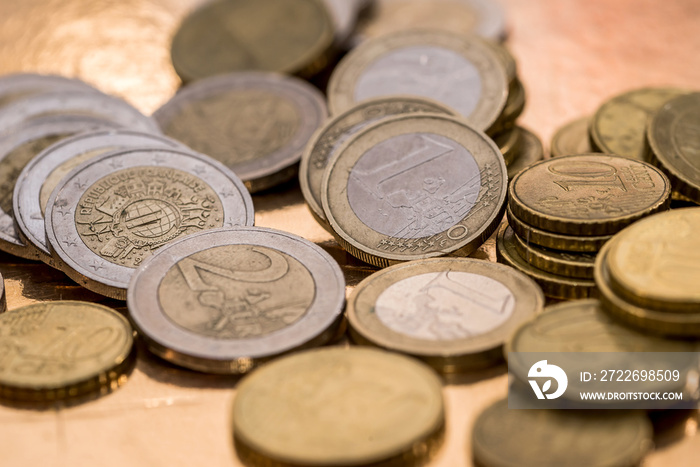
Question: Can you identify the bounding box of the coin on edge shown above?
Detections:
[512,231,595,279]
[0,73,99,108]
[347,257,543,373]
[0,301,134,403]
[299,95,457,228]
[155,72,327,193]
[233,347,444,466]
[328,30,509,132]
[0,272,5,313]
[551,116,593,157]
[45,148,254,300]
[506,126,544,180]
[322,114,507,267]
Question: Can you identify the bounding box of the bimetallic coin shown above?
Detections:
[299,96,457,228]
[171,0,334,82]
[14,130,186,266]
[322,114,508,267]
[647,92,700,203]
[328,30,509,132]
[512,231,595,280]
[0,116,122,260]
[473,398,653,467]
[509,154,672,236]
[128,227,345,374]
[233,347,444,466]
[45,148,254,300]
[347,258,543,373]
[0,301,134,403]
[155,72,327,193]
[551,116,593,157]
[0,73,99,108]
[591,87,687,160]
[506,127,544,180]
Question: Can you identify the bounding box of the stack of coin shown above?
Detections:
[498,154,672,300]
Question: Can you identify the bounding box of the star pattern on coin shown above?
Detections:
[224,216,239,227]
[88,261,105,271]
[109,159,124,170]
[62,237,78,248]
[193,165,206,175]
[219,190,236,198]
[153,155,166,165]
[74,178,87,190]
[56,206,72,217]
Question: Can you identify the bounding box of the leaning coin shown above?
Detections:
[171,0,334,82]
[128,227,345,374]
[233,347,444,467]
[347,258,543,373]
[550,116,593,157]
[512,231,595,279]
[322,114,507,267]
[0,272,5,313]
[155,72,327,193]
[493,126,521,165]
[0,73,99,108]
[299,96,456,228]
[509,154,672,236]
[489,77,525,134]
[506,126,544,180]
[0,301,134,403]
[328,30,508,132]
[0,116,122,260]
[14,130,186,266]
[45,148,254,300]
[472,398,652,467]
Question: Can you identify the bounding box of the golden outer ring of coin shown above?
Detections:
[507,205,610,252]
[595,241,700,337]
[505,126,544,180]
[647,92,700,202]
[550,116,593,158]
[511,229,595,279]
[496,224,596,300]
[493,126,521,166]
[0,301,134,402]
[232,347,445,466]
[327,30,509,132]
[346,257,544,373]
[321,114,508,268]
[488,77,525,136]
[298,95,458,230]
[508,154,672,236]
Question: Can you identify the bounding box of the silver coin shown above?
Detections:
[127,227,345,374]
[14,130,187,266]
[45,148,254,299]
[0,116,123,259]
[0,73,100,108]
[154,72,327,193]
[323,0,362,46]
[0,272,5,313]
[0,90,160,135]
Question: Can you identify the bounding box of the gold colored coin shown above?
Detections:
[590,87,687,160]
[490,77,526,135]
[0,272,5,313]
[551,116,593,157]
[232,347,444,466]
[0,301,134,402]
[506,126,544,180]
[512,229,595,279]
[493,126,521,165]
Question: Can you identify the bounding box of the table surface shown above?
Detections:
[0,1,699,466]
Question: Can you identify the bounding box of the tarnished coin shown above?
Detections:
[551,116,593,157]
[512,229,595,279]
[171,0,334,82]
[328,30,509,132]
[299,96,457,227]
[14,130,186,266]
[647,92,700,202]
[233,347,444,466]
[493,126,521,165]
[0,91,160,134]
[506,127,544,180]
[0,116,122,260]
[347,257,543,373]
[155,72,327,193]
[0,73,98,108]
[490,77,525,134]
[45,148,254,300]
[472,398,652,467]
[509,154,672,236]
[322,114,507,267]
[497,225,596,300]
[590,87,687,160]
[0,301,134,403]
[0,272,5,313]
[128,227,345,374]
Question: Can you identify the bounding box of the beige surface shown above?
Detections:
[0,0,699,466]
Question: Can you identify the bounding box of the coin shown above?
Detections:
[509,154,672,236]
[323,0,362,47]
[45,148,254,300]
[155,72,327,193]
[496,224,596,300]
[171,0,334,82]
[490,77,525,134]
[0,116,122,260]
[328,30,509,132]
[347,257,543,373]
[0,272,5,313]
[128,227,345,374]
[0,90,160,134]
[512,229,596,279]
[232,347,444,466]
[299,96,456,228]
[472,398,652,467]
[506,127,544,179]
[0,301,134,403]
[590,87,687,160]
[493,126,521,165]
[550,116,593,157]
[647,92,700,202]
[322,114,507,267]
[14,130,186,266]
[0,73,98,108]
